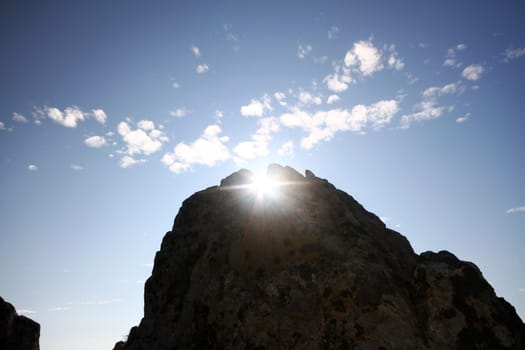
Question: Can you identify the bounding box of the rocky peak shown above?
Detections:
[0,297,40,350]
[114,164,525,349]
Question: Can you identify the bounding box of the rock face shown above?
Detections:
[115,164,525,349]
[0,297,40,350]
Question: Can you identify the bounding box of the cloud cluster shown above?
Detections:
[117,120,168,168]
[401,81,463,128]
[443,43,467,68]
[503,47,525,62]
[234,117,279,160]
[461,64,484,81]
[280,99,399,149]
[240,95,272,117]
[162,124,230,173]
[324,39,403,92]
[297,44,313,59]
[44,106,107,128]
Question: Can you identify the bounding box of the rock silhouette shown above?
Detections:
[114,164,525,349]
[0,296,40,350]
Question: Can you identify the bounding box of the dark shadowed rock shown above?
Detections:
[0,297,40,350]
[114,164,525,349]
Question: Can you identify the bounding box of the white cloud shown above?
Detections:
[387,53,405,71]
[326,95,340,104]
[172,81,180,89]
[44,106,106,127]
[12,112,28,123]
[191,46,201,58]
[71,164,84,171]
[328,26,339,40]
[119,155,145,169]
[28,164,38,171]
[297,44,312,59]
[503,47,525,62]
[462,64,484,81]
[162,124,230,173]
[443,44,466,68]
[92,109,107,124]
[324,70,352,92]
[280,99,399,149]
[234,117,279,159]
[0,121,5,130]
[214,110,224,122]
[506,206,525,214]
[240,95,272,117]
[118,120,168,156]
[400,99,446,129]
[298,90,322,106]
[84,135,107,148]
[274,92,287,106]
[344,39,383,76]
[277,140,294,157]
[46,106,86,128]
[422,82,460,98]
[196,64,209,74]
[456,113,471,123]
[170,108,188,118]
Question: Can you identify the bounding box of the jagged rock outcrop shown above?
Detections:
[0,297,40,350]
[115,164,525,349]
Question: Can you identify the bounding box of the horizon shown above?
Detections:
[1,1,524,349]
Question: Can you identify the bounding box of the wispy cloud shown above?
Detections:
[28,164,38,171]
[0,121,5,130]
[462,64,484,81]
[401,82,460,128]
[12,112,28,123]
[170,108,188,118]
[70,164,84,171]
[84,135,107,148]
[92,109,107,124]
[456,113,471,123]
[191,45,201,58]
[119,155,145,169]
[223,24,239,42]
[503,47,525,63]
[162,124,230,173]
[195,64,209,74]
[387,45,405,71]
[297,44,312,59]
[506,206,525,214]
[328,26,339,40]
[443,43,467,68]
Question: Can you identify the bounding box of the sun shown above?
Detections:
[251,173,276,197]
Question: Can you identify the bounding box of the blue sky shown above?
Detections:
[1,1,524,349]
